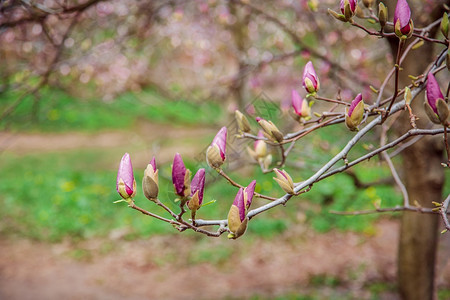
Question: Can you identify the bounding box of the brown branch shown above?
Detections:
[129,202,181,225]
[343,169,393,189]
[444,126,450,167]
[330,205,442,215]
[217,169,277,201]
[382,39,404,122]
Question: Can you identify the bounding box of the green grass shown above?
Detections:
[0,87,224,132]
[3,137,446,242]
[0,147,399,242]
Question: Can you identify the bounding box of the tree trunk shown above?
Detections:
[382,1,447,298]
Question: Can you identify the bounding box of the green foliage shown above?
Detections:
[0,150,172,242]
[309,274,341,287]
[305,166,399,233]
[188,242,233,265]
[438,289,450,300]
[0,88,223,132]
[247,218,289,238]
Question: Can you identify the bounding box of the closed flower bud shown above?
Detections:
[188,168,205,211]
[291,89,311,120]
[340,0,357,20]
[424,73,448,125]
[142,157,159,201]
[302,61,320,94]
[345,94,365,131]
[441,13,449,39]
[378,2,388,28]
[116,153,137,200]
[206,127,227,169]
[172,153,191,198]
[256,117,283,143]
[244,180,256,209]
[227,188,248,239]
[235,110,251,133]
[263,154,272,170]
[273,168,295,194]
[394,0,414,39]
[247,131,268,162]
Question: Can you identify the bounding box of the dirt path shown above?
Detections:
[0,121,215,156]
[1,220,449,300]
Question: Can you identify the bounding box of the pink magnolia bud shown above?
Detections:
[212,127,227,160]
[247,131,267,161]
[345,93,365,131]
[244,180,256,209]
[254,131,267,157]
[340,0,357,17]
[116,153,136,199]
[424,73,448,125]
[172,153,191,198]
[426,73,444,114]
[149,157,156,172]
[188,168,205,211]
[227,188,248,239]
[394,0,414,38]
[291,89,311,119]
[206,127,227,168]
[302,61,320,94]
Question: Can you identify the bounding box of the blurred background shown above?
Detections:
[0,0,449,299]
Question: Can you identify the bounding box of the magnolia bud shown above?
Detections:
[273,168,295,194]
[247,131,268,162]
[188,168,205,212]
[263,154,272,170]
[206,127,227,169]
[291,89,311,120]
[340,0,357,20]
[394,0,414,39]
[378,2,388,28]
[425,73,448,125]
[243,180,256,209]
[172,153,191,198]
[142,157,159,201]
[235,110,251,133]
[345,94,365,131]
[441,13,449,39]
[116,153,137,200]
[302,61,320,94]
[256,117,283,143]
[227,188,248,239]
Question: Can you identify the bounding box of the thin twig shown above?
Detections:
[217,169,277,201]
[383,39,404,122]
[439,194,450,232]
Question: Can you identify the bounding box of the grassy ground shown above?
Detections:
[0,87,224,132]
